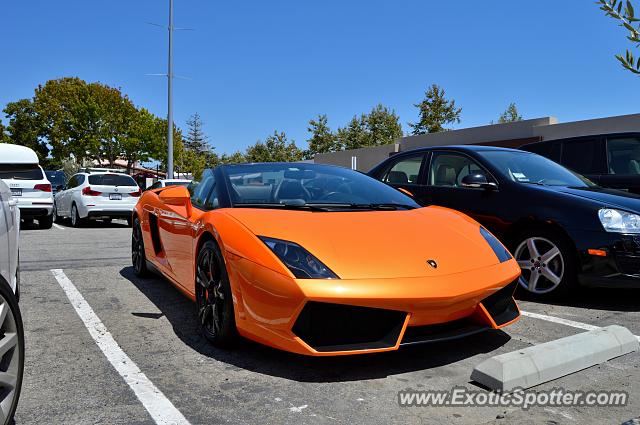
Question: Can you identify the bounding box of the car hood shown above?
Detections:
[223,206,509,279]
[549,186,640,213]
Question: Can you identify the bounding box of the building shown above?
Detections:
[313,113,640,172]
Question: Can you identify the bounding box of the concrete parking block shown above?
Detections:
[471,325,639,391]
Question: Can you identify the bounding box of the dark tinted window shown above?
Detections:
[191,175,216,210]
[561,139,601,174]
[165,181,190,187]
[76,174,85,185]
[0,164,43,180]
[88,174,137,186]
[45,171,65,186]
[383,155,424,184]
[67,175,78,188]
[607,137,640,175]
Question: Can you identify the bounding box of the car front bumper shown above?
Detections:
[229,258,521,356]
[570,229,640,288]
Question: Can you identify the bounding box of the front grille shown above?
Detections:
[401,318,487,345]
[292,302,406,352]
[480,279,519,326]
[615,255,640,275]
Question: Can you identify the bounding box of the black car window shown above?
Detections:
[382,154,424,184]
[67,175,78,188]
[428,153,494,187]
[0,164,43,180]
[560,139,600,174]
[191,174,216,210]
[607,137,640,175]
[88,174,136,186]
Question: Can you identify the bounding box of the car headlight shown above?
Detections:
[480,227,512,263]
[259,236,338,279]
[598,208,640,233]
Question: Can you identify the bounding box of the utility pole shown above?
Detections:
[166,0,174,179]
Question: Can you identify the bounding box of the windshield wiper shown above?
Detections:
[233,203,331,212]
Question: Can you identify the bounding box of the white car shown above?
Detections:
[0,144,54,229]
[0,179,25,422]
[53,172,141,227]
[146,178,192,190]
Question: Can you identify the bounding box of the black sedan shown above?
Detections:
[369,145,640,299]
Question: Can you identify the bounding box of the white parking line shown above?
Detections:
[52,223,65,230]
[51,269,191,425]
[521,310,640,341]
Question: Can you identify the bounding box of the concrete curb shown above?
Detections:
[471,325,639,391]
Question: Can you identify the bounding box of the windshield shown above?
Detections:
[88,174,137,186]
[224,163,420,209]
[482,151,595,187]
[45,171,65,186]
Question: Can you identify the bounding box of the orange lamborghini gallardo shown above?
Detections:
[132,163,521,356]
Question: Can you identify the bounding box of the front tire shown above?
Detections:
[195,240,237,347]
[511,228,576,299]
[131,218,149,277]
[0,278,25,425]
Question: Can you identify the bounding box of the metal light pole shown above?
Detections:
[166,0,174,179]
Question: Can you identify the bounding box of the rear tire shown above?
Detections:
[126,217,132,227]
[131,218,149,277]
[511,227,577,300]
[38,214,53,230]
[195,240,237,347]
[71,204,84,228]
[52,203,62,224]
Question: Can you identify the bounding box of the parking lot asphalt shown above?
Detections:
[13,221,640,424]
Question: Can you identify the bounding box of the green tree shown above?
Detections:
[598,0,640,74]
[185,112,211,155]
[409,84,461,134]
[120,108,164,174]
[306,114,338,158]
[0,120,8,143]
[336,104,403,150]
[245,131,303,162]
[3,98,49,160]
[220,151,247,164]
[497,102,523,123]
[366,104,403,146]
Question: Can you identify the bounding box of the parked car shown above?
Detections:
[0,179,25,423]
[53,172,141,227]
[145,178,191,191]
[0,144,54,229]
[520,132,640,193]
[132,164,521,355]
[369,145,640,299]
[44,170,66,194]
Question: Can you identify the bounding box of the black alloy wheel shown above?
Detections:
[131,218,149,277]
[195,240,237,346]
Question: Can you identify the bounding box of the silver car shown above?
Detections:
[0,179,25,423]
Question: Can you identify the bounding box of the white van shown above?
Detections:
[0,144,54,229]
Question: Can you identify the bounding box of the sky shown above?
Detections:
[1,0,638,155]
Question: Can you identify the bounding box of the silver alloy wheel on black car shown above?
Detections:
[514,237,565,294]
[0,282,24,424]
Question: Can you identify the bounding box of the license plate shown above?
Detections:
[109,193,122,200]
[11,189,22,197]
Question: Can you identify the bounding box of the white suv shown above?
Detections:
[53,172,141,227]
[0,144,54,229]
[0,179,20,296]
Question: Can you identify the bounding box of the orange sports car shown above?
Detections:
[131,163,521,356]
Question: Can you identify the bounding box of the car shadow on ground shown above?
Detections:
[516,286,640,312]
[119,266,511,383]
[49,219,130,229]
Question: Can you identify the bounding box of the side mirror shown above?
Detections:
[461,174,497,190]
[159,185,192,216]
